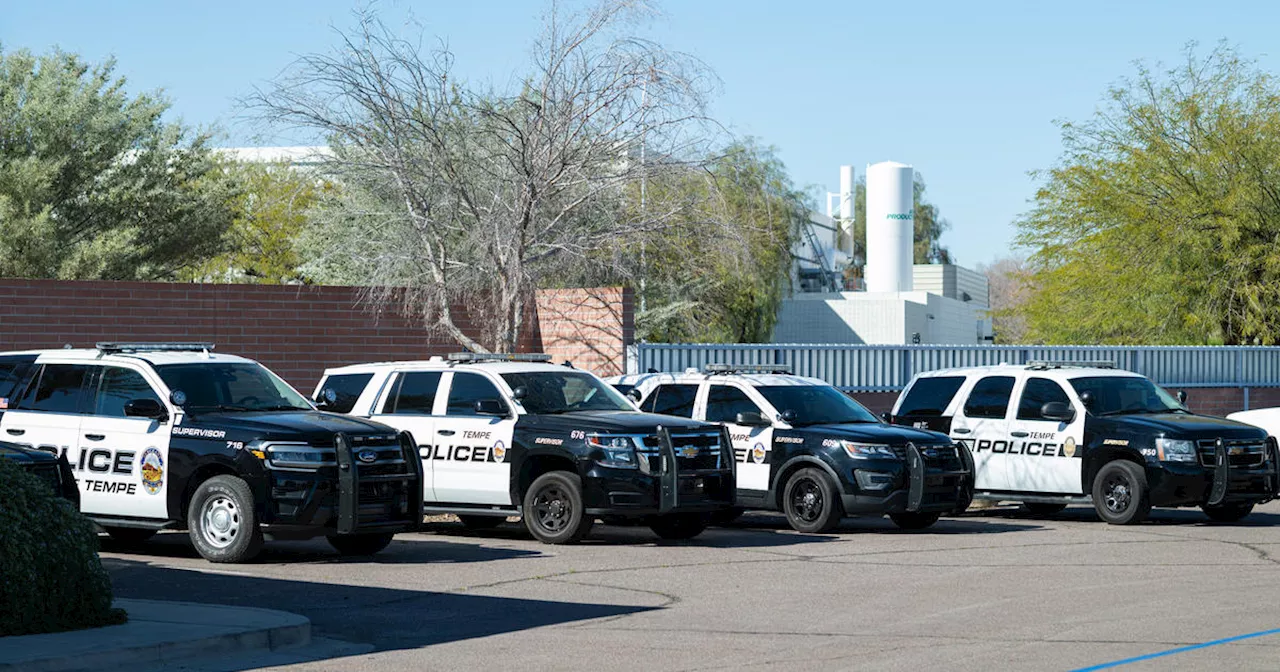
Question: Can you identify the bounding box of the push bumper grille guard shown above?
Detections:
[655,426,736,514]
[1270,438,1280,499]
[905,442,975,513]
[335,431,424,535]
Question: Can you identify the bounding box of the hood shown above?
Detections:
[791,422,952,445]
[179,410,397,444]
[1101,412,1267,440]
[0,441,58,464]
[519,410,715,434]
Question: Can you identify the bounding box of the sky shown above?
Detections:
[3,0,1278,266]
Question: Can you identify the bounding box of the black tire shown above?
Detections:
[522,471,594,544]
[888,511,941,530]
[1092,460,1151,525]
[103,526,157,545]
[709,507,745,526]
[782,468,842,533]
[458,515,506,530]
[187,475,264,563]
[1023,502,1068,516]
[1201,502,1255,523]
[650,514,708,540]
[327,533,395,556]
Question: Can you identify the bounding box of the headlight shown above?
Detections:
[1155,438,1197,463]
[265,443,336,470]
[588,435,640,469]
[840,441,898,460]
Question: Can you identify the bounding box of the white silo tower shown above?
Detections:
[865,161,914,293]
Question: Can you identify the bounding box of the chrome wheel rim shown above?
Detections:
[1103,474,1131,513]
[201,495,241,549]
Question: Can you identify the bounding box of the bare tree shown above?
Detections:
[981,256,1034,343]
[251,1,725,351]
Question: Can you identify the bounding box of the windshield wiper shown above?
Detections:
[1099,408,1178,417]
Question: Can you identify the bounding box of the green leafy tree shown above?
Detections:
[187,161,326,284]
[845,172,953,276]
[1015,44,1280,344]
[0,46,233,280]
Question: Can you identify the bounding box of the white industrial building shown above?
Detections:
[782,162,992,345]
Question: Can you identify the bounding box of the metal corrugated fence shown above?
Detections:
[631,344,1280,392]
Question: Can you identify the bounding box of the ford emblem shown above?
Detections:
[357,449,378,464]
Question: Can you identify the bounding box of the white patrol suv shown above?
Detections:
[314,353,738,544]
[0,343,422,562]
[889,361,1279,524]
[608,365,973,533]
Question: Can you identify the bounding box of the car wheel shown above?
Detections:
[1023,502,1068,516]
[782,468,842,533]
[1201,502,1255,523]
[187,475,264,563]
[650,513,708,540]
[458,515,506,530]
[103,526,157,545]
[522,471,593,544]
[1092,460,1151,525]
[327,533,395,556]
[888,511,941,530]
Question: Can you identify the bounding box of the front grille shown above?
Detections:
[353,443,410,477]
[670,432,723,471]
[1198,439,1266,467]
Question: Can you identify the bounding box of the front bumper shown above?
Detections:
[1147,440,1280,507]
[840,443,973,515]
[582,426,737,517]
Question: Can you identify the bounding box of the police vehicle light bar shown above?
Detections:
[1026,360,1115,370]
[447,352,552,363]
[97,342,216,354]
[704,363,794,375]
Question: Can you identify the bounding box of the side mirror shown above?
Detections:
[474,399,508,417]
[881,411,893,423]
[511,386,528,401]
[780,409,798,423]
[1078,391,1094,409]
[1177,390,1188,405]
[1040,401,1075,423]
[627,388,643,403]
[169,389,187,406]
[315,388,338,407]
[735,411,771,427]
[125,398,168,422]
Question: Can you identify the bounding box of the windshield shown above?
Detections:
[1068,376,1186,416]
[757,385,879,425]
[156,363,313,413]
[501,372,633,414]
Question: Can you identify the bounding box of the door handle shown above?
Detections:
[437,430,456,436]
[84,433,106,441]
[5,428,24,436]
[953,428,971,435]
[1010,431,1029,438]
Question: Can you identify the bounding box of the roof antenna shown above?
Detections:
[562,361,575,368]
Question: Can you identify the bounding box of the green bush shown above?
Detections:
[0,458,126,636]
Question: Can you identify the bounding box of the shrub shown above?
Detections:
[0,457,126,636]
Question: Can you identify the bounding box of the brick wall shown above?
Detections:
[0,279,633,391]
[848,387,1280,419]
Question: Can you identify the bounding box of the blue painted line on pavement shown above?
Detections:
[1071,627,1280,671]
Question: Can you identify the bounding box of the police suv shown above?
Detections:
[0,343,422,562]
[608,365,973,533]
[314,353,737,544]
[889,361,1280,524]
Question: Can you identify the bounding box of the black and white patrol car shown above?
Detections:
[314,353,737,544]
[608,365,973,533]
[0,343,422,562]
[889,361,1280,524]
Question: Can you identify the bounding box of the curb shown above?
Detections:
[0,599,310,672]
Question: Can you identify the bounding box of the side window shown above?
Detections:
[446,373,503,417]
[962,376,1015,420]
[0,359,34,401]
[319,373,374,413]
[386,372,443,414]
[1017,377,1072,421]
[705,385,761,424]
[897,376,965,417]
[95,367,163,417]
[17,364,90,414]
[645,384,698,418]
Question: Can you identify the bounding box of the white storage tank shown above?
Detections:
[865,161,915,293]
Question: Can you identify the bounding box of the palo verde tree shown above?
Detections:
[258,2,722,352]
[1016,44,1280,344]
[0,46,233,279]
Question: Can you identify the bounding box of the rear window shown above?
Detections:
[897,377,965,417]
[318,373,374,413]
[385,372,443,414]
[0,359,35,405]
[641,384,698,418]
[17,364,90,414]
[963,376,1015,419]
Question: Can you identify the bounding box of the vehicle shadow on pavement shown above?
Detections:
[104,556,658,662]
[720,512,1043,536]
[962,505,1280,528]
[99,532,546,565]
[418,519,846,548]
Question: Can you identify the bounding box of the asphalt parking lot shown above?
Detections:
[104,503,1280,672]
